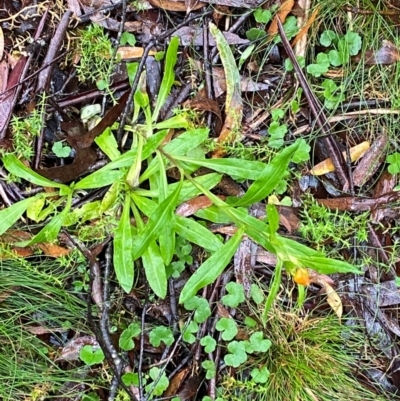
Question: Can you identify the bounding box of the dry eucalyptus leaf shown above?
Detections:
[310,141,370,176]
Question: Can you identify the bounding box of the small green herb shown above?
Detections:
[121,32,136,46]
[182,320,199,344]
[79,345,104,365]
[119,322,141,351]
[184,296,211,323]
[216,317,238,341]
[52,141,71,158]
[224,341,248,367]
[250,366,270,383]
[149,326,174,347]
[387,152,400,174]
[202,360,217,379]
[221,282,245,308]
[200,335,217,353]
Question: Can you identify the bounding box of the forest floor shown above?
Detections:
[1,0,400,400]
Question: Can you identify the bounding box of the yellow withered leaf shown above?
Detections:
[310,141,370,176]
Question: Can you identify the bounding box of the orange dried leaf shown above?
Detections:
[268,0,295,35]
[291,6,320,48]
[310,141,370,176]
[117,46,156,60]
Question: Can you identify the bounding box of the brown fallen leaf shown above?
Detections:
[352,134,388,187]
[164,368,189,397]
[148,0,206,11]
[37,243,70,257]
[291,5,320,50]
[56,335,100,361]
[317,191,400,212]
[362,40,400,65]
[174,27,249,47]
[116,46,156,60]
[268,0,295,35]
[176,195,225,217]
[310,141,370,176]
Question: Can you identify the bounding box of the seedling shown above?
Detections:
[221,282,245,308]
[119,322,141,351]
[183,296,212,323]
[307,30,362,77]
[216,318,238,341]
[149,326,174,347]
[76,24,116,96]
[387,152,400,174]
[79,345,105,366]
[182,320,199,344]
[52,141,72,158]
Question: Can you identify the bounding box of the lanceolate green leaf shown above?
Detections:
[74,170,124,190]
[133,179,182,259]
[233,141,299,206]
[135,173,222,203]
[152,36,179,122]
[25,206,70,246]
[175,216,223,252]
[142,240,167,298]
[2,154,69,190]
[275,235,362,274]
[173,156,265,180]
[114,195,134,293]
[0,197,38,236]
[179,227,244,304]
[180,173,360,276]
[263,258,282,321]
[95,127,121,161]
[140,128,209,183]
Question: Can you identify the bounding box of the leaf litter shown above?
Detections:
[0,1,400,400]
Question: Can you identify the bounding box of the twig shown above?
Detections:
[276,17,349,189]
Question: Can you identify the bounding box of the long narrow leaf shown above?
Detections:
[152,36,179,122]
[175,216,223,252]
[179,227,244,304]
[263,258,282,322]
[142,241,167,298]
[74,170,124,190]
[2,154,69,190]
[173,156,265,180]
[114,196,134,293]
[0,197,38,236]
[233,141,299,206]
[133,179,182,259]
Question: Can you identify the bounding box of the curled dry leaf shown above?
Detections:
[352,133,388,187]
[174,27,249,47]
[164,368,189,397]
[310,141,370,176]
[176,195,225,217]
[268,0,295,35]
[363,40,400,65]
[148,0,206,11]
[116,47,156,60]
[209,23,243,158]
[56,335,100,361]
[292,4,319,54]
[309,271,342,319]
[212,66,270,98]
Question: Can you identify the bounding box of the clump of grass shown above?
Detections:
[220,302,393,401]
[0,257,90,400]
[299,196,369,251]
